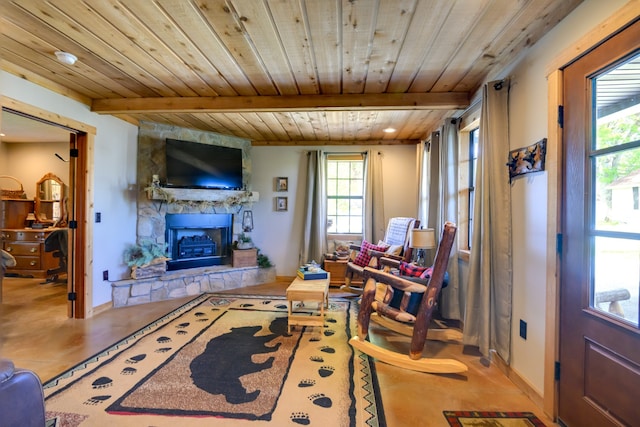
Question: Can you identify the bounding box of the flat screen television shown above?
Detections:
[165,139,243,190]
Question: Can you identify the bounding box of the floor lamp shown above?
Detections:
[410,228,436,266]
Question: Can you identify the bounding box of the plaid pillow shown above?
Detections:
[398,261,428,277]
[419,266,433,279]
[353,240,387,267]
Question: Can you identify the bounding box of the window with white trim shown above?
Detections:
[326,154,365,234]
[457,104,480,255]
[468,127,479,249]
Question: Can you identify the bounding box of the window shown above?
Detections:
[326,154,365,234]
[457,112,480,255]
[468,127,479,248]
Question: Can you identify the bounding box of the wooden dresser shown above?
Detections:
[1,229,58,278]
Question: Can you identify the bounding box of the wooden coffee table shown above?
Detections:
[286,275,330,334]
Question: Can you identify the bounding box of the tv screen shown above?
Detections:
[165,139,243,190]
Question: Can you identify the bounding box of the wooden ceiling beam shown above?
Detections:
[251,139,421,146]
[91,93,469,114]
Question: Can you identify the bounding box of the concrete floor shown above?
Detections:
[0,276,556,426]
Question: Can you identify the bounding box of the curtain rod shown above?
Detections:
[324,151,367,156]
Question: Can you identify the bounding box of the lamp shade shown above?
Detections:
[26,212,37,221]
[410,228,436,249]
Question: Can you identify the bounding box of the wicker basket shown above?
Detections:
[0,175,26,199]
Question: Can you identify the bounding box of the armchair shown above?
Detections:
[0,358,46,427]
[343,217,419,293]
[349,222,467,374]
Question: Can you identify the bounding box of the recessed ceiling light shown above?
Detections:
[383,127,396,133]
[54,51,78,65]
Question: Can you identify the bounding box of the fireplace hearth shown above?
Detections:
[166,213,232,271]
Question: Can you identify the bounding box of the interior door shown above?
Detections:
[560,20,640,426]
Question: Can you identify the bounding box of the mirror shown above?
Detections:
[35,173,66,227]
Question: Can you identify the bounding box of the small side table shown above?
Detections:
[323,259,348,287]
[286,275,330,334]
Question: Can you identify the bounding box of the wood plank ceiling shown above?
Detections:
[0,0,584,145]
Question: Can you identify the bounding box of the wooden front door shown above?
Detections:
[559,19,640,426]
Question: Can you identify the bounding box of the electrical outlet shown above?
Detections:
[103,270,109,281]
[519,319,527,340]
[96,212,101,223]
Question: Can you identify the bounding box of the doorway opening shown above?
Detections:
[1,104,89,318]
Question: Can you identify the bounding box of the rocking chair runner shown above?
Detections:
[349,221,467,374]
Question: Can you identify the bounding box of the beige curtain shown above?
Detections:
[299,150,327,265]
[419,124,461,320]
[364,150,385,243]
[424,131,440,231]
[438,119,461,320]
[463,79,513,363]
[416,140,428,227]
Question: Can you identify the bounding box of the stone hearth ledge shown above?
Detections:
[111,264,276,307]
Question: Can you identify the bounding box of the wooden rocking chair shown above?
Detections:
[349,221,467,374]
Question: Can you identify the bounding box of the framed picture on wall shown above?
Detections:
[276,177,288,192]
[276,196,288,211]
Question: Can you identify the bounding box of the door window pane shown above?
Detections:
[594,147,640,234]
[593,236,639,326]
[590,53,640,326]
[595,55,640,150]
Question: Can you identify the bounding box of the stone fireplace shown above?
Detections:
[110,122,274,308]
[136,121,254,246]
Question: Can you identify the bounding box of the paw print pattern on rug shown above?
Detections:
[318,366,334,378]
[91,377,112,389]
[298,379,316,387]
[125,354,146,364]
[120,367,136,375]
[290,412,310,425]
[308,393,332,408]
[84,395,111,405]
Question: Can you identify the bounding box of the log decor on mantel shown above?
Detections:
[146,186,259,213]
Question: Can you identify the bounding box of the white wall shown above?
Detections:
[0,142,8,173]
[1,141,69,199]
[1,71,139,308]
[250,145,418,275]
[505,0,627,393]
